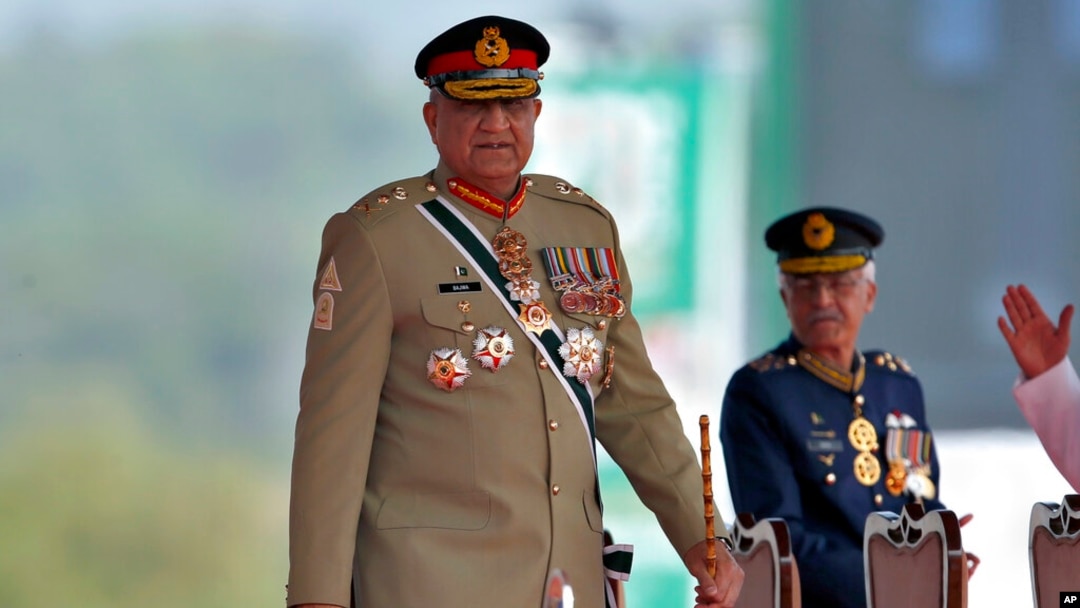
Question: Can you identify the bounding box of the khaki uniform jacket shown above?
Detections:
[288,163,713,607]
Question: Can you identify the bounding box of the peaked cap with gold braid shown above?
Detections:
[765,207,884,275]
[414,15,549,101]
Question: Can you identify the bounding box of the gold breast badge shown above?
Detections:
[847,394,881,486]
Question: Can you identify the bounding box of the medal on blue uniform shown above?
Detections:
[884,411,936,500]
[798,350,881,487]
[848,394,881,486]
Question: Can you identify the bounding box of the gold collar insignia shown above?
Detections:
[797,349,865,393]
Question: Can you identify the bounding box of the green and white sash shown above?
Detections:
[417,198,633,597]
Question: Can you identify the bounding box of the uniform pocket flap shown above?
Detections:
[582,489,604,533]
[375,490,492,530]
[421,295,472,334]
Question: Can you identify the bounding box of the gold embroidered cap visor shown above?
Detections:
[414,15,550,101]
[764,206,885,275]
[779,252,870,275]
[431,71,541,101]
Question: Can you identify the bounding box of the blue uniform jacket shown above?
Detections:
[720,335,945,608]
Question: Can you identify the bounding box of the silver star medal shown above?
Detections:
[558,326,603,384]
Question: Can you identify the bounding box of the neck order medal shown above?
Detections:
[492,226,553,336]
[848,394,881,486]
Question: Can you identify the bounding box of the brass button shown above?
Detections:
[854,394,865,406]
[549,420,559,431]
[457,300,471,314]
[461,322,475,332]
[538,360,549,370]
[874,494,883,506]
[552,484,561,496]
[825,473,837,485]
[597,320,607,330]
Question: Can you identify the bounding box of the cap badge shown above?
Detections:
[802,212,836,251]
[475,26,511,67]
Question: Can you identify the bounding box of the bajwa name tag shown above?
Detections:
[438,281,482,294]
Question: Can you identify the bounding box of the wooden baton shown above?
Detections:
[700,415,717,578]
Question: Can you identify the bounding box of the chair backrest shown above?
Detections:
[603,529,626,608]
[1030,494,1080,608]
[863,503,967,608]
[730,512,801,608]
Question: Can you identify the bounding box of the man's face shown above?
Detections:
[780,267,877,357]
[423,94,542,193]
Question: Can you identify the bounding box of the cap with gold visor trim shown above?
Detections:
[765,207,885,275]
[414,15,550,101]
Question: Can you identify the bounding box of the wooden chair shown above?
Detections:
[730,512,801,608]
[863,503,967,608]
[1030,494,1080,608]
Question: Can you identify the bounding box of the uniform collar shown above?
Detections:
[434,164,527,220]
[786,334,866,393]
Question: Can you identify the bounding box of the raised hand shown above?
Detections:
[998,284,1074,379]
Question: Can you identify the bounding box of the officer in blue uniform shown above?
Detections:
[719,207,951,608]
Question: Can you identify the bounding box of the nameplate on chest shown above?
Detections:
[806,438,844,453]
[438,281,482,294]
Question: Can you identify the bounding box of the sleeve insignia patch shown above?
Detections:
[318,257,342,291]
[313,292,335,331]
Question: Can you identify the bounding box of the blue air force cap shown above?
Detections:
[765,207,885,275]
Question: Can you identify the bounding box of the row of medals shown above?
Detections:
[428,226,624,392]
[847,394,911,497]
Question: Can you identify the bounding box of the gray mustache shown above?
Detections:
[807,310,844,323]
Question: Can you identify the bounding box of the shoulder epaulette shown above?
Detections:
[524,174,610,214]
[748,352,799,373]
[347,176,438,226]
[866,350,915,376]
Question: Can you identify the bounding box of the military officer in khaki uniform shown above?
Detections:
[287,15,743,608]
